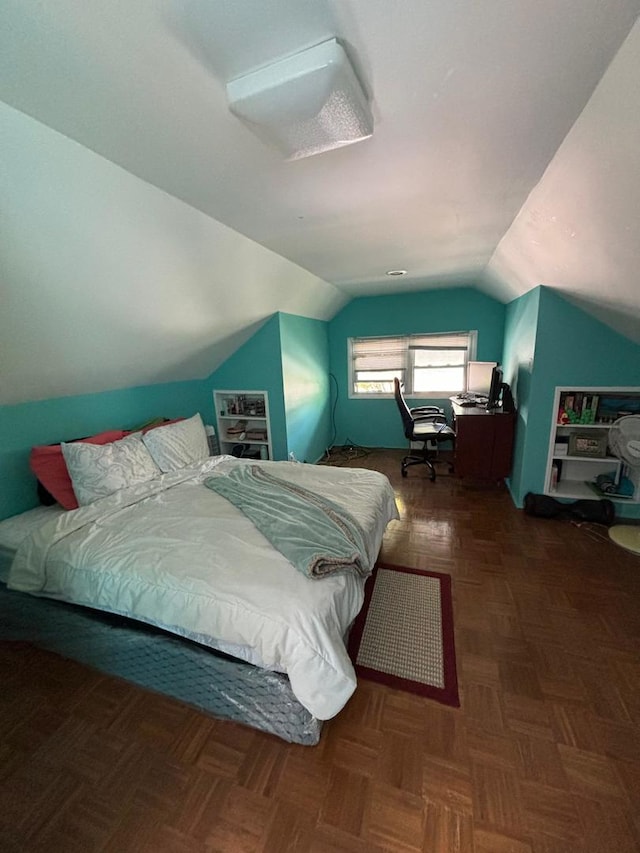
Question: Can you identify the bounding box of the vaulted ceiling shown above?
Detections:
[2,0,639,405]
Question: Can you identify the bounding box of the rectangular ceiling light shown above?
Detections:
[226,38,373,160]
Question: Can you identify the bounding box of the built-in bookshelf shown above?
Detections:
[544,386,640,503]
[213,390,272,461]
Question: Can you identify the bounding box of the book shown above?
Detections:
[574,392,583,415]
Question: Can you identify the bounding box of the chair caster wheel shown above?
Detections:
[401,468,407,478]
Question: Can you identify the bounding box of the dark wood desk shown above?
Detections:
[450,400,516,480]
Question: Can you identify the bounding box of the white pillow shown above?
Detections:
[61,432,160,506]
[142,413,209,472]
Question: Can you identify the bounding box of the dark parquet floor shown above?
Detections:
[1,448,640,852]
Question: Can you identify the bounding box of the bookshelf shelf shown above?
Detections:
[544,386,640,504]
[552,454,619,463]
[555,423,613,430]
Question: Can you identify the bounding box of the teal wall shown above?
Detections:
[504,286,640,518]
[279,313,331,463]
[327,287,506,448]
[207,312,332,463]
[207,314,288,460]
[0,379,209,520]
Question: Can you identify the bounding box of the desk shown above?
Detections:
[450,400,516,480]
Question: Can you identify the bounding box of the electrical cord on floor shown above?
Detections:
[569,520,611,542]
[328,372,338,449]
[321,375,373,465]
[323,439,374,466]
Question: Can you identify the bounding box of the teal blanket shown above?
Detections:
[204,465,370,580]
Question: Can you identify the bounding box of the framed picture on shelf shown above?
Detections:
[568,432,608,458]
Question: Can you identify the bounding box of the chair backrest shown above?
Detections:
[394,378,417,439]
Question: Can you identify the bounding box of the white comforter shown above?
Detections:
[8,457,398,720]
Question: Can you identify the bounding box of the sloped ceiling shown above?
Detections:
[1,0,639,405]
[483,18,640,343]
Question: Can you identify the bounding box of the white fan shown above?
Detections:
[607,415,640,555]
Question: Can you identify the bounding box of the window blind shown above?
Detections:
[352,336,405,371]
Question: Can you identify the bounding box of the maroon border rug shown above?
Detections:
[348,562,459,707]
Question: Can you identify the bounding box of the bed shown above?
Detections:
[1,418,398,744]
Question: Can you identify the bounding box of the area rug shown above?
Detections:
[348,563,459,707]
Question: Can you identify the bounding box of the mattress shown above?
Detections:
[7,456,399,720]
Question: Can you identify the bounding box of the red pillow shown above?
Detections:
[30,430,126,510]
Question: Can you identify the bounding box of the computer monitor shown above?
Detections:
[466,361,497,397]
[486,364,504,410]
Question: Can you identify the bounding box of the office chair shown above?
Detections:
[393,378,456,481]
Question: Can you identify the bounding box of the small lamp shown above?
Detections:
[226,38,373,160]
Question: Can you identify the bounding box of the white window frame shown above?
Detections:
[348,331,478,398]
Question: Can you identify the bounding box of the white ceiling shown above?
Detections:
[2,0,640,400]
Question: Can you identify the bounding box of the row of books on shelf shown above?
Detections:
[223,395,266,417]
[557,392,600,425]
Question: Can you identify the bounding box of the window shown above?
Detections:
[349,331,477,397]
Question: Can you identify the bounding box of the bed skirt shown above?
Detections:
[0,584,322,745]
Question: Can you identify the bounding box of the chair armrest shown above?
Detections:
[412,414,450,428]
[410,405,444,416]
